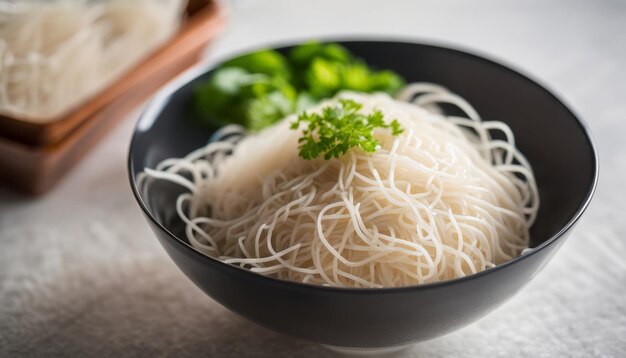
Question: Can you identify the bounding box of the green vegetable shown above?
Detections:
[247,90,294,132]
[290,99,404,160]
[306,58,342,97]
[289,41,352,69]
[194,66,297,128]
[370,70,404,92]
[222,50,291,79]
[194,42,406,132]
[341,62,371,92]
[194,68,258,126]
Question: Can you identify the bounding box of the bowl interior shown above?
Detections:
[130,40,596,251]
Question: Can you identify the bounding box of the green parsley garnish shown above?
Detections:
[290,99,404,160]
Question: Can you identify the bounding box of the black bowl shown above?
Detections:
[128,40,598,349]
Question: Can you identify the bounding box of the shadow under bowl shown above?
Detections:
[128,40,598,348]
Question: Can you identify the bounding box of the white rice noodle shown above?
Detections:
[140,84,539,288]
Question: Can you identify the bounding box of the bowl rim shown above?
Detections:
[127,37,599,293]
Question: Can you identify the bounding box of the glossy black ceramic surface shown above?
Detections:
[128,41,598,348]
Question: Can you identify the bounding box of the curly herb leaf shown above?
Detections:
[290,99,404,160]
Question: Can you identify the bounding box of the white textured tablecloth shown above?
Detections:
[1,0,625,357]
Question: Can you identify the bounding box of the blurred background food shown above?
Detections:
[0,0,185,121]
[0,0,225,194]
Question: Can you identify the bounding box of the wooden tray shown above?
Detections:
[0,0,226,195]
[0,0,224,146]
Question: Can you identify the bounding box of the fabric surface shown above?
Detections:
[1,0,625,357]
